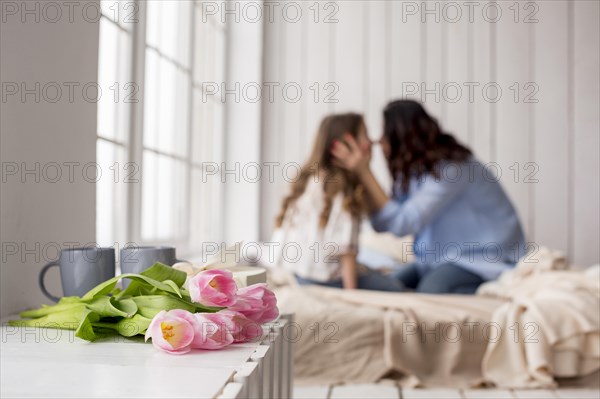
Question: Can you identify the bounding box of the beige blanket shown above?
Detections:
[276,248,600,388]
[478,248,600,388]
[276,286,503,387]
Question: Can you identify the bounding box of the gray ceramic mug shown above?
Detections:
[120,246,180,288]
[39,247,116,302]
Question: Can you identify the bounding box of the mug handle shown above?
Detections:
[39,261,61,302]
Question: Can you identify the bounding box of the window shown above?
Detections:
[96,1,227,255]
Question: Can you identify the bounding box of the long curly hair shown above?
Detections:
[383,100,472,193]
[275,113,367,228]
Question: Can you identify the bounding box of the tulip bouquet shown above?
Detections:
[10,262,278,355]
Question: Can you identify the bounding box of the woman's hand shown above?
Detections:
[332,133,390,213]
[331,134,370,175]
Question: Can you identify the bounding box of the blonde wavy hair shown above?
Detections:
[275,113,368,229]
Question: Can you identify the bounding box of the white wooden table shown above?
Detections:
[0,314,294,399]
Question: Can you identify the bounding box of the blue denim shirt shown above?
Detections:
[370,158,526,281]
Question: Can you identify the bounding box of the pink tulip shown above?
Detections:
[193,313,235,349]
[217,310,263,343]
[166,309,204,346]
[188,269,238,307]
[145,310,195,355]
[166,309,234,350]
[230,283,279,324]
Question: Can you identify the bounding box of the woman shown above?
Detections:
[332,100,526,294]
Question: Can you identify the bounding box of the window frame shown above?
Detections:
[97,0,227,256]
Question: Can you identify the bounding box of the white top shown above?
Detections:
[271,179,359,282]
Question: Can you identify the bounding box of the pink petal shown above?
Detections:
[146,311,195,355]
[229,284,279,324]
[159,319,194,349]
[189,270,238,307]
[192,313,234,350]
[145,310,167,342]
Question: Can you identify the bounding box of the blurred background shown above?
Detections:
[1,0,599,317]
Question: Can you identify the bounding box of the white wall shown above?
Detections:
[224,0,264,245]
[0,3,99,317]
[260,0,600,267]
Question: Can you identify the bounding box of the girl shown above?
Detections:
[273,113,405,291]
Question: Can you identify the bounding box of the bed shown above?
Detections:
[269,241,600,389]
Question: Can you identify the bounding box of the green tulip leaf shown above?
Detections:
[116,314,152,337]
[19,302,85,319]
[86,297,137,318]
[10,303,89,330]
[93,314,152,337]
[82,272,182,302]
[58,296,82,304]
[131,295,196,316]
[116,263,187,299]
[139,263,187,287]
[81,275,121,300]
[162,280,182,296]
[75,309,100,342]
[113,298,138,318]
